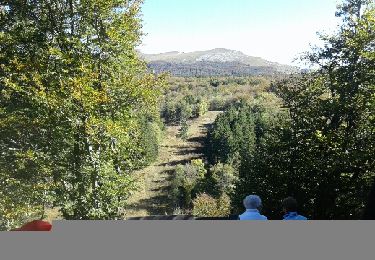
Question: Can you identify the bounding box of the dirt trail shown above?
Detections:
[124,111,222,217]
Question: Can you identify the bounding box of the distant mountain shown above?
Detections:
[140,48,299,77]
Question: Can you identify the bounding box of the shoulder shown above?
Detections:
[238,213,247,220]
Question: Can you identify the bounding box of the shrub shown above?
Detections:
[139,118,163,165]
[177,101,193,123]
[192,193,231,217]
[162,101,178,124]
[209,79,220,88]
[197,100,209,117]
[170,160,207,208]
[209,97,226,111]
[211,163,239,196]
[178,120,189,140]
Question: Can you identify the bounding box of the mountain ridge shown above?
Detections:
[140,48,299,76]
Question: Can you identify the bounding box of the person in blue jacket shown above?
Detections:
[239,195,268,220]
[282,197,308,220]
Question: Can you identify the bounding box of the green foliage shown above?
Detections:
[272,0,375,219]
[138,114,164,165]
[170,159,206,209]
[207,96,291,218]
[209,79,220,88]
[178,120,189,141]
[196,99,209,117]
[192,193,231,217]
[207,93,287,166]
[180,100,194,122]
[0,0,165,228]
[210,163,239,196]
[162,76,272,124]
[206,0,375,219]
[162,98,194,124]
[0,172,51,230]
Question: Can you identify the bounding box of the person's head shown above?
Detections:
[282,197,298,213]
[243,195,262,210]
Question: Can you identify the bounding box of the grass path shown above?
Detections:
[124,111,222,217]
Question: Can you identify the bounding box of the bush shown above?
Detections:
[234,78,247,85]
[162,100,178,124]
[209,79,220,88]
[139,117,163,165]
[170,160,207,208]
[211,163,239,196]
[196,99,209,117]
[178,120,189,140]
[177,101,193,123]
[209,97,227,111]
[192,193,231,217]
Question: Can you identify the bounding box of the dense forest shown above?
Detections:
[147,61,293,77]
[0,0,374,230]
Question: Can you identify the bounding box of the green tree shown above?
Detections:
[207,95,291,219]
[170,159,206,209]
[178,120,189,140]
[274,0,374,219]
[0,0,164,228]
[210,163,239,196]
[209,78,220,88]
[196,99,209,117]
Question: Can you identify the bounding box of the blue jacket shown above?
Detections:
[283,212,307,220]
[239,209,268,220]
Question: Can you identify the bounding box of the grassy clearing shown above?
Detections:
[124,111,222,217]
[43,111,222,221]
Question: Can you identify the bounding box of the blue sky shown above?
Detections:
[139,0,341,65]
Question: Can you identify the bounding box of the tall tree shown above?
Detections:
[275,0,374,219]
[0,0,164,229]
[207,0,374,219]
[207,94,291,219]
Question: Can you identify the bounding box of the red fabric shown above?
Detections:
[13,220,52,231]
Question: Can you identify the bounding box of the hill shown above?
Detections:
[140,48,299,76]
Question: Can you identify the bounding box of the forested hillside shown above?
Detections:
[0,0,374,230]
[141,48,299,76]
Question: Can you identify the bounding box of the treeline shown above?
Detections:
[161,76,272,124]
[162,95,209,125]
[0,0,165,230]
[147,61,296,77]
[206,0,375,219]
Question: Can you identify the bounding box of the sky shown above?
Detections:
[138,0,342,65]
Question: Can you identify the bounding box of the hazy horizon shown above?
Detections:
[139,0,341,66]
[138,48,300,66]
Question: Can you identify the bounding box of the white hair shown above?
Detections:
[243,195,262,209]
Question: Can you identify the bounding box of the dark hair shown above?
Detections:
[282,197,298,212]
